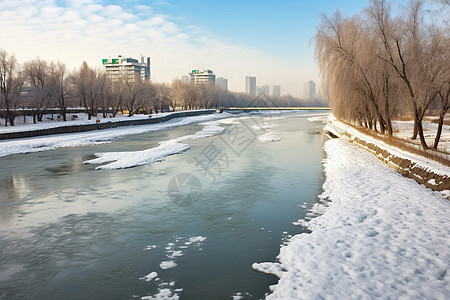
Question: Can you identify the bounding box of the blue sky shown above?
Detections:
[0,0,398,96]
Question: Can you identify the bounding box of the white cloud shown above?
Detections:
[0,0,314,96]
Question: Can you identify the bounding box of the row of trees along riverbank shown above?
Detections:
[315,0,449,149]
[0,50,327,127]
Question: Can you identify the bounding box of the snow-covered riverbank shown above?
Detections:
[0,111,183,134]
[254,137,450,299]
[324,115,450,197]
[0,112,231,158]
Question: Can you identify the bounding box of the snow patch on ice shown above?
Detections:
[140,272,158,282]
[159,261,177,270]
[252,262,285,278]
[257,131,281,142]
[141,288,179,300]
[83,122,225,169]
[160,121,224,145]
[84,142,190,170]
[144,245,158,251]
[185,236,206,245]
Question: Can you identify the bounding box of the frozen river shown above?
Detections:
[0,111,327,299]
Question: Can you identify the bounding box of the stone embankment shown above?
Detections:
[324,115,450,199]
[0,110,215,140]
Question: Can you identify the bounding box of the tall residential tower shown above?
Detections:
[245,76,256,97]
[303,80,316,99]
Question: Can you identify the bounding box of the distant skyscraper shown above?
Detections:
[257,85,269,96]
[216,77,228,90]
[272,85,281,97]
[245,76,256,97]
[181,75,190,84]
[304,80,316,99]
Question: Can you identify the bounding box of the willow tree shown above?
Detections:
[314,10,392,134]
[367,0,433,148]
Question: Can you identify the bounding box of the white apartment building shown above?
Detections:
[189,69,216,85]
[102,55,151,82]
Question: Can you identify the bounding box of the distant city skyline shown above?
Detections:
[0,0,405,97]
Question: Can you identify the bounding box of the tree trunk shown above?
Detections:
[433,109,448,149]
[414,110,428,149]
[412,119,418,139]
[384,77,393,136]
[5,106,14,126]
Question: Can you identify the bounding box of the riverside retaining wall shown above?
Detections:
[0,110,216,140]
[325,117,450,198]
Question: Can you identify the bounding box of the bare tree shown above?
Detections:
[368,0,433,148]
[174,80,200,110]
[23,58,52,122]
[432,27,450,148]
[314,0,448,150]
[55,62,68,121]
[0,49,23,126]
[118,72,146,117]
[314,11,390,133]
[71,62,100,120]
[153,82,172,113]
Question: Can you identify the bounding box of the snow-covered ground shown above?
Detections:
[392,118,450,154]
[325,114,450,177]
[0,112,171,133]
[254,137,450,299]
[0,112,231,158]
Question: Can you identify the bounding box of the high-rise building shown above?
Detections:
[181,75,190,84]
[257,85,269,96]
[272,85,281,97]
[190,69,216,86]
[216,77,228,90]
[102,55,151,83]
[245,76,256,97]
[304,80,316,99]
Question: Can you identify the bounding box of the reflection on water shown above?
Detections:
[0,111,328,299]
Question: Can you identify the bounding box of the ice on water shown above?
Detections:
[83,122,224,169]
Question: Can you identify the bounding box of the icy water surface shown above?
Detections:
[0,111,327,299]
